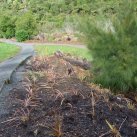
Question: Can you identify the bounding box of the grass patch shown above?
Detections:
[0,42,20,62]
[35,45,92,60]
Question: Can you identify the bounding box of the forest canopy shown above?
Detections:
[0,0,137,41]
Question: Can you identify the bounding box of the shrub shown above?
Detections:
[15,30,29,42]
[0,13,16,38]
[15,12,37,41]
[5,27,15,38]
[80,1,137,93]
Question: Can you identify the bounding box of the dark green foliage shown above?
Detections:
[15,30,29,42]
[0,13,16,38]
[5,27,15,39]
[15,12,37,41]
[80,1,137,92]
[0,0,137,41]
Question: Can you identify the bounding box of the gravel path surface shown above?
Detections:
[0,64,26,116]
[0,39,34,91]
[0,39,34,117]
[0,38,86,49]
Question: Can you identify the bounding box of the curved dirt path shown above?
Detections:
[0,38,86,49]
[0,39,34,91]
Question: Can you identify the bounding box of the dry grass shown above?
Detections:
[127,101,135,111]
[105,120,122,137]
[1,108,30,127]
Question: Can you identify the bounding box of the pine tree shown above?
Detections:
[80,0,137,92]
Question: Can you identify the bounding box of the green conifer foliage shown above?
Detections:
[80,1,137,92]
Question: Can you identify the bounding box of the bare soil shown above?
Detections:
[10,38,83,45]
[0,55,137,137]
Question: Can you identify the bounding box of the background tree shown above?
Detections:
[0,0,137,41]
[0,12,16,38]
[15,12,37,41]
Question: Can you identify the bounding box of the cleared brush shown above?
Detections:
[51,115,63,137]
[1,108,31,127]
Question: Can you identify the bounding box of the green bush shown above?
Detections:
[0,13,16,38]
[5,27,15,38]
[15,30,29,42]
[15,12,37,41]
[80,1,137,93]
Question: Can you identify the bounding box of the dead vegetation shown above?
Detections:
[0,54,137,137]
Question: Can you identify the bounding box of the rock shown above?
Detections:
[54,50,64,57]
[33,33,45,41]
[54,38,62,42]
[132,122,137,128]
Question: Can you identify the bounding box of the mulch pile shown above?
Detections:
[0,55,137,137]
